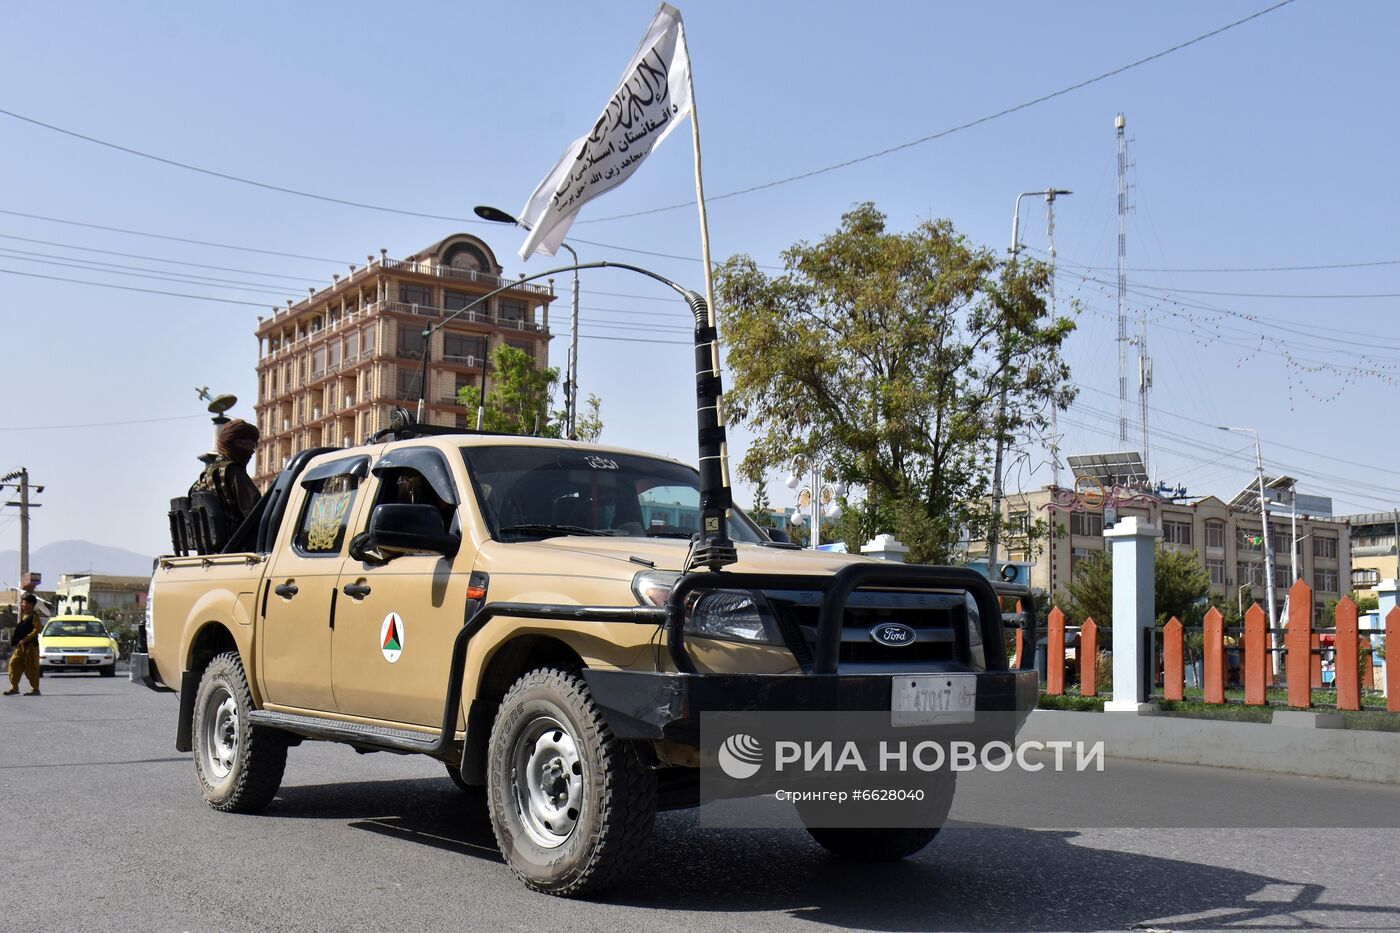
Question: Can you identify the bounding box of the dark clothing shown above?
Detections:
[190,458,261,529]
[12,614,36,647]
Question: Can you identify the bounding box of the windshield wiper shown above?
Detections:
[498,523,607,539]
[644,528,696,539]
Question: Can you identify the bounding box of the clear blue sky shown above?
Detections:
[1,0,1396,562]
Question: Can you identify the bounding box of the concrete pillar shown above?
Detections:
[860,534,909,563]
[1104,516,1161,712]
[1378,579,1397,697]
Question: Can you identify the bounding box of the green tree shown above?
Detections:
[1063,545,1212,627]
[714,203,1075,563]
[457,346,603,440]
[749,478,774,528]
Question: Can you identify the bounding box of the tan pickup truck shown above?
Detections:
[136,421,1037,896]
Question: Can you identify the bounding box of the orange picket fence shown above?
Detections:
[1040,580,1398,712]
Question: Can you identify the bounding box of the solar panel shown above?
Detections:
[1066,451,1148,487]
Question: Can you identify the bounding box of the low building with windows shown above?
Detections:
[253,234,555,487]
[53,573,150,624]
[1340,512,1399,596]
[971,482,1351,621]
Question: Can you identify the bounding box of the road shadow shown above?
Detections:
[265,779,1398,930]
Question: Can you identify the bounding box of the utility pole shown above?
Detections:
[1,468,43,586]
[1220,427,1280,673]
[1115,113,1131,450]
[1046,191,1063,490]
[989,188,1071,577]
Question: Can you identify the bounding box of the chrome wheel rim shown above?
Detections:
[510,715,583,848]
[201,686,239,780]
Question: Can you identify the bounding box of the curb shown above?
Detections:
[1021,708,1400,785]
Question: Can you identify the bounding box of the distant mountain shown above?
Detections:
[0,540,155,587]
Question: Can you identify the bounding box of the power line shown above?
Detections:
[0,232,323,283]
[1133,283,1400,300]
[579,0,1296,223]
[0,247,296,296]
[1025,244,1400,274]
[0,267,270,307]
[0,208,349,263]
[0,413,209,432]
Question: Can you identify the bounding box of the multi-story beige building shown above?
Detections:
[974,483,1351,621]
[253,233,555,486]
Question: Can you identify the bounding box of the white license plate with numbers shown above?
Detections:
[891,674,976,726]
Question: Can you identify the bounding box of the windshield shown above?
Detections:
[43,621,108,637]
[461,445,765,544]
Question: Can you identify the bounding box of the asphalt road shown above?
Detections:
[4,672,1400,932]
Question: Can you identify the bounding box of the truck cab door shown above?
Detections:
[258,455,369,712]
[332,446,476,727]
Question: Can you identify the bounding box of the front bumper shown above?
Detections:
[583,667,1038,745]
[40,654,115,670]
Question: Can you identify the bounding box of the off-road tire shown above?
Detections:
[191,651,288,813]
[486,667,656,897]
[805,825,942,861]
[100,664,116,678]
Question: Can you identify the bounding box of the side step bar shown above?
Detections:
[248,709,449,755]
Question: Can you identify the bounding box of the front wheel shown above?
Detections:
[486,667,656,896]
[800,774,954,861]
[100,664,116,678]
[191,651,288,813]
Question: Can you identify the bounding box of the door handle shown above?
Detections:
[342,583,372,599]
[274,583,299,598]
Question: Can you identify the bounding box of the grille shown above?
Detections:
[767,590,969,670]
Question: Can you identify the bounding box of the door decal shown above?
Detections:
[380,612,404,663]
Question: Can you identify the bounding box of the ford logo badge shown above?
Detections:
[870,622,917,647]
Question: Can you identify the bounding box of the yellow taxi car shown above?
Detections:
[38,615,120,677]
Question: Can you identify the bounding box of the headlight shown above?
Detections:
[688,590,783,644]
[631,571,784,646]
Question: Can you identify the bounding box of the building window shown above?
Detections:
[507,338,533,356]
[1237,527,1263,551]
[1207,558,1226,586]
[1237,561,1265,587]
[443,332,487,361]
[1313,536,1338,560]
[1315,568,1339,593]
[1205,520,1225,549]
[1070,512,1103,537]
[396,367,420,399]
[1354,568,1381,588]
[397,326,427,360]
[362,325,376,353]
[345,332,358,358]
[399,284,432,306]
[313,347,326,374]
[445,290,472,311]
[328,341,340,367]
[499,299,527,322]
[1007,510,1030,537]
[1275,565,1293,588]
[1163,520,1192,546]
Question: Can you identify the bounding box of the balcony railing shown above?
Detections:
[382,258,552,295]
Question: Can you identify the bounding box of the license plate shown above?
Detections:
[891,674,976,726]
[65,655,87,665]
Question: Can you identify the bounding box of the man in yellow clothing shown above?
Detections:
[5,592,41,695]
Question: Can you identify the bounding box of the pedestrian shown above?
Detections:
[5,592,42,696]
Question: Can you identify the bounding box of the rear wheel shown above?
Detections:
[486,667,656,896]
[191,651,288,813]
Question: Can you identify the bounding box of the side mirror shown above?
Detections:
[765,527,791,544]
[357,504,459,560]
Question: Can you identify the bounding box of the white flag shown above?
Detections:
[518,3,692,259]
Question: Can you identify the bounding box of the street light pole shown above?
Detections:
[476,205,581,439]
[988,188,1071,578]
[1220,425,1281,674]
